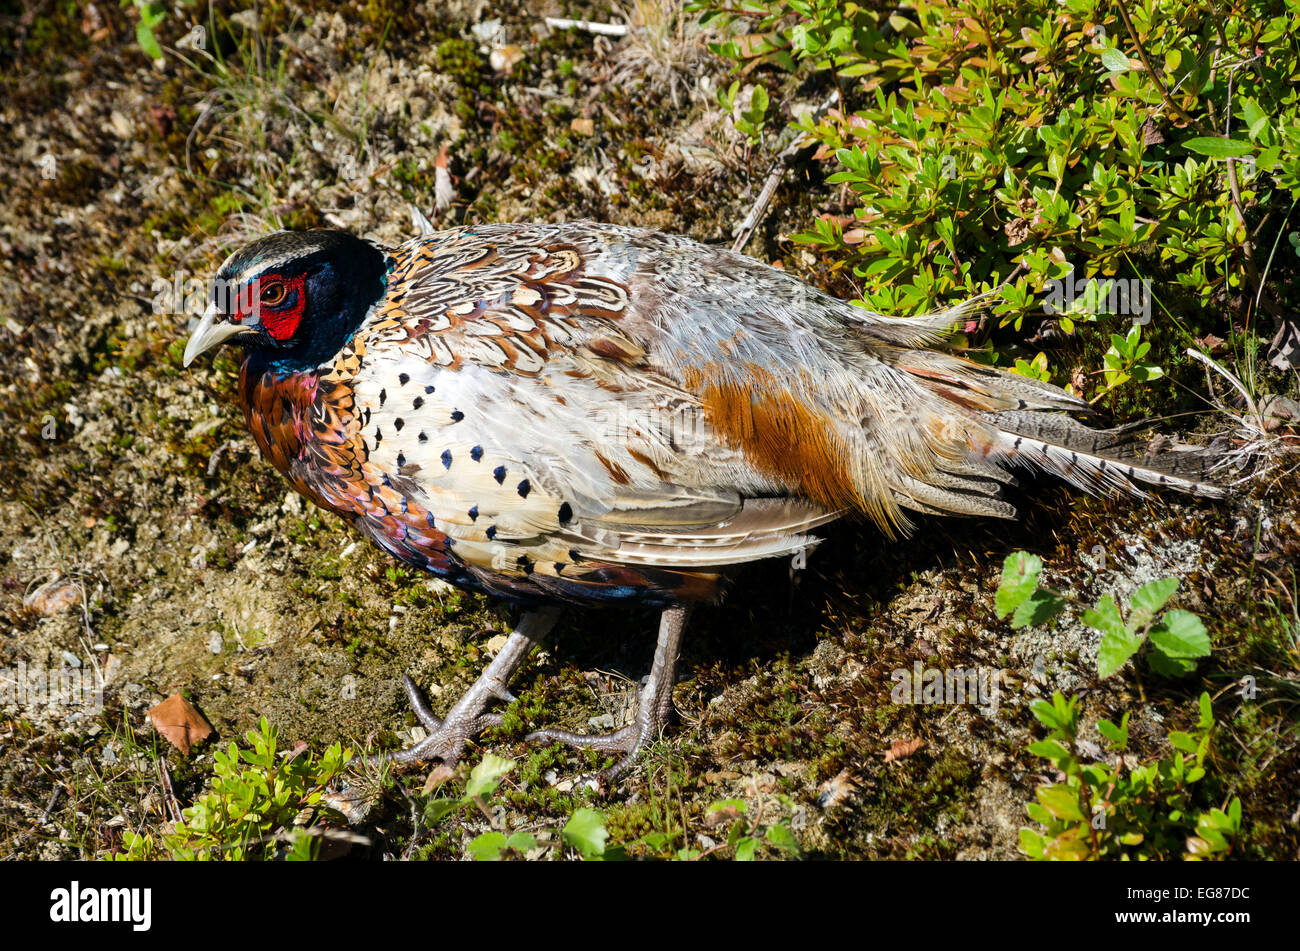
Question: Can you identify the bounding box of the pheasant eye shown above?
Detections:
[261,281,287,306]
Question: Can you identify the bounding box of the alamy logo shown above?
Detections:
[1,661,103,713]
[49,881,151,931]
[890,663,1006,713]
[1042,270,1151,325]
[152,273,259,317]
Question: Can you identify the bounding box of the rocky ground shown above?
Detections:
[1,1,1297,860]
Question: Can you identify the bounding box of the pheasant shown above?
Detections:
[183,220,1222,776]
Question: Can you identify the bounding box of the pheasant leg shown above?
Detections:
[527,605,689,779]
[372,605,562,767]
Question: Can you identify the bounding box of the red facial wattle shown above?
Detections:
[235,272,307,341]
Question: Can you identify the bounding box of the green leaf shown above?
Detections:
[1129,578,1178,629]
[734,836,757,861]
[765,823,800,855]
[506,832,537,853]
[1025,802,1053,825]
[1027,739,1071,762]
[996,551,1044,618]
[468,831,507,861]
[1096,630,1142,677]
[1148,610,1211,658]
[1183,137,1255,158]
[1019,828,1046,858]
[1091,595,1142,678]
[1100,47,1132,72]
[1097,714,1129,750]
[1037,784,1086,822]
[562,807,608,859]
[1240,98,1269,139]
[466,753,515,799]
[1029,698,1060,730]
[640,831,669,852]
[1198,691,1215,731]
[1147,651,1198,678]
[1012,589,1067,629]
[136,20,164,60]
[1083,595,1127,637]
[423,795,465,826]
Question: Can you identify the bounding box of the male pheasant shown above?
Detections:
[183,220,1222,776]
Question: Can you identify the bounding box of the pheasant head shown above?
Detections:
[183,230,387,372]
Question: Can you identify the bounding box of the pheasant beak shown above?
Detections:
[183,301,258,367]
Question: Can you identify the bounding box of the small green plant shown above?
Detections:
[996,551,1211,678]
[430,753,801,860]
[1100,324,1165,395]
[123,0,197,60]
[114,718,352,860]
[696,799,801,861]
[422,754,609,860]
[719,80,770,146]
[1020,691,1242,860]
[1010,352,1052,383]
[123,0,167,60]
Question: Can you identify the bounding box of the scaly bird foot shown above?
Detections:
[373,674,506,767]
[366,606,561,769]
[526,713,664,783]
[525,605,689,782]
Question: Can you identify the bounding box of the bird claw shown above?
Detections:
[401,674,444,733]
[368,675,501,769]
[526,720,657,783]
[525,606,688,783]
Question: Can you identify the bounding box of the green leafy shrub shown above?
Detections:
[693,0,1300,385]
[114,718,352,861]
[995,551,1211,677]
[1021,691,1242,859]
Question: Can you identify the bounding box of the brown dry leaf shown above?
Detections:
[703,803,742,829]
[23,577,81,617]
[1194,333,1227,355]
[147,694,213,755]
[1070,365,1089,395]
[815,769,858,810]
[421,764,455,795]
[1259,394,1300,432]
[882,738,926,764]
[570,117,595,137]
[1004,218,1031,246]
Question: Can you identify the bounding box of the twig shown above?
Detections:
[731,89,840,253]
[544,17,629,37]
[1114,0,1209,135]
[158,759,183,825]
[1185,347,1261,423]
[1209,43,1265,314]
[40,785,63,825]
